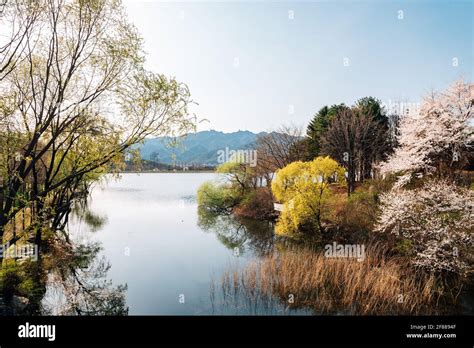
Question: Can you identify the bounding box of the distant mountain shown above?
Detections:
[136,130,265,166]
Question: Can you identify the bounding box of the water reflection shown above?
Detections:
[43,241,128,315]
[40,196,127,315]
[71,198,108,233]
[198,208,275,258]
[198,208,313,315]
[208,265,313,316]
[1,173,309,316]
[0,198,127,316]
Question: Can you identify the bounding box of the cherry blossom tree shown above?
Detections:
[375,180,473,275]
[379,79,473,185]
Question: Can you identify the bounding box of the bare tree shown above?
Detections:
[255,125,304,187]
[321,106,388,195]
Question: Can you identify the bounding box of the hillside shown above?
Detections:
[136,130,264,166]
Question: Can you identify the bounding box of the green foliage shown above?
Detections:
[325,178,395,242]
[199,159,269,219]
[354,96,386,122]
[127,148,143,172]
[394,238,414,256]
[197,181,239,214]
[0,264,21,299]
[216,161,241,174]
[0,260,44,303]
[216,160,256,195]
[0,0,196,244]
[306,104,348,159]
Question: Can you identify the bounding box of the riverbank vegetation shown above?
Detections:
[199,79,473,314]
[0,0,196,313]
[219,244,454,315]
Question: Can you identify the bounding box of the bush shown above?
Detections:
[234,187,276,220]
[197,181,239,214]
[0,265,21,300]
[0,260,46,304]
[326,179,390,242]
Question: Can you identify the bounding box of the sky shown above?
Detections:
[122,0,473,133]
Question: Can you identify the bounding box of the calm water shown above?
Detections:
[51,173,310,315]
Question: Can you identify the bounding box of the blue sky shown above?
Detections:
[123,0,473,133]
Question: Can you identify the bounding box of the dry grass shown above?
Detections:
[2,207,35,248]
[221,244,449,315]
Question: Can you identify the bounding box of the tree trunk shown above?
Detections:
[0,175,5,242]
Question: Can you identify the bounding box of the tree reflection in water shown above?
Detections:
[198,208,313,315]
[198,207,275,257]
[42,241,128,315]
[0,204,127,316]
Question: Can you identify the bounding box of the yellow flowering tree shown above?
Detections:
[271,156,345,236]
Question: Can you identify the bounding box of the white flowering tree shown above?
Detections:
[375,180,473,274]
[376,80,473,274]
[379,79,473,186]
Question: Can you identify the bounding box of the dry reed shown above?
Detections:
[221,244,447,315]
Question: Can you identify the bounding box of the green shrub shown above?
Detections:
[197,181,239,214]
[0,264,21,299]
[393,238,414,256]
[326,179,392,242]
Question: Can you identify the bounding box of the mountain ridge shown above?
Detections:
[137,130,266,166]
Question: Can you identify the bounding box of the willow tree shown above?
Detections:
[271,156,345,236]
[0,0,196,248]
[0,0,39,81]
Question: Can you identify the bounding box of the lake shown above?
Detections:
[47,173,310,315]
